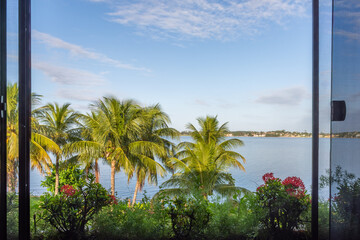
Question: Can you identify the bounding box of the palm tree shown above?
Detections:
[65,111,104,183]
[39,103,80,195]
[6,83,60,192]
[158,116,247,199]
[7,83,19,191]
[82,97,142,196]
[129,104,179,205]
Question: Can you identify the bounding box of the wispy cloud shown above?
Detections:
[336,0,360,9]
[99,0,309,40]
[194,98,237,109]
[33,61,106,86]
[33,30,150,72]
[255,86,309,105]
[56,88,99,102]
[194,99,210,106]
[334,29,360,41]
[332,0,360,41]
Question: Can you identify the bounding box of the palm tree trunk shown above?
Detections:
[55,156,59,195]
[132,179,140,206]
[85,167,89,180]
[111,159,115,195]
[95,158,100,183]
[7,164,17,192]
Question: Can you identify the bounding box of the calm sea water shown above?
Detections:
[30,137,331,200]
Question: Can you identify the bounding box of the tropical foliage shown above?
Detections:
[41,164,87,193]
[129,104,179,205]
[6,83,60,192]
[321,166,360,240]
[158,116,247,199]
[255,173,311,239]
[39,173,112,238]
[38,103,80,195]
[5,85,316,239]
[65,97,178,198]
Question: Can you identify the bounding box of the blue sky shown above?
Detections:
[12,0,331,131]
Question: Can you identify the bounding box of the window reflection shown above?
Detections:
[331,0,360,239]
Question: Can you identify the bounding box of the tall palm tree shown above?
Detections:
[65,111,104,183]
[6,83,60,191]
[7,83,20,191]
[158,116,247,199]
[39,103,80,195]
[129,104,179,205]
[67,99,175,198]
[91,97,141,196]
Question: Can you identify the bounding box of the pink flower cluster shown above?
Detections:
[257,173,307,199]
[256,185,264,192]
[262,173,275,183]
[330,194,340,202]
[60,185,77,197]
[108,195,118,205]
[282,177,305,190]
[261,172,281,183]
[282,176,306,198]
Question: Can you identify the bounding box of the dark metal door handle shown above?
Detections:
[331,100,346,121]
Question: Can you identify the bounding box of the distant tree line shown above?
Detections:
[182,130,331,138]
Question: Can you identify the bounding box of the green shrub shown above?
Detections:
[41,164,87,193]
[207,193,261,240]
[7,192,18,239]
[318,200,329,240]
[166,195,211,240]
[321,166,360,239]
[255,173,311,239]
[38,174,112,239]
[92,197,171,240]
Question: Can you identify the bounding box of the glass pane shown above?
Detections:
[31,0,314,239]
[330,1,360,239]
[7,0,19,238]
[319,0,332,239]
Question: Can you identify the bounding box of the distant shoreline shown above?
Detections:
[180,130,331,138]
[180,130,360,139]
[180,134,330,138]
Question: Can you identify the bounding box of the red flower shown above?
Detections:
[256,184,265,192]
[60,185,77,197]
[108,195,118,205]
[262,173,275,183]
[331,194,340,202]
[282,177,306,198]
[282,176,305,190]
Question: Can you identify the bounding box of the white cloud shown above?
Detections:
[194,99,210,106]
[56,88,99,102]
[334,29,360,41]
[336,0,360,9]
[255,86,309,105]
[100,0,309,40]
[33,30,150,72]
[33,61,106,86]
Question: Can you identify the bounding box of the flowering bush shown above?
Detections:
[39,174,112,238]
[41,164,86,193]
[255,173,311,238]
[108,194,118,205]
[60,184,77,197]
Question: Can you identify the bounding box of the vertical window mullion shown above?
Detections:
[18,0,31,238]
[312,0,320,239]
[0,0,7,238]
